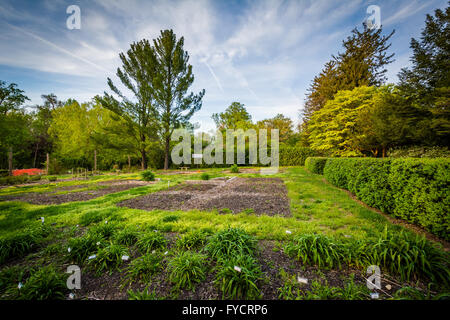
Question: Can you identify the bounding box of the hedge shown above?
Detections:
[305,157,328,174]
[323,157,450,240]
[279,147,317,166]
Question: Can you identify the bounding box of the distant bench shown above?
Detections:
[179,167,189,171]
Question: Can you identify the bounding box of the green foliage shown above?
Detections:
[284,234,346,269]
[205,228,257,259]
[279,146,317,166]
[141,170,155,181]
[137,231,168,253]
[161,215,179,223]
[214,253,262,299]
[124,253,163,285]
[19,266,66,300]
[66,233,106,264]
[168,251,208,290]
[127,287,164,300]
[0,175,29,186]
[303,280,341,300]
[88,222,119,240]
[47,176,57,182]
[212,102,253,130]
[324,157,450,239]
[89,243,128,275]
[0,225,52,264]
[200,173,210,180]
[305,157,328,174]
[277,269,305,300]
[388,146,450,158]
[113,226,139,246]
[230,164,239,173]
[0,266,27,297]
[176,230,209,251]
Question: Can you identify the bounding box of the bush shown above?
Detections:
[168,251,208,290]
[47,176,57,182]
[230,164,239,173]
[66,233,106,264]
[279,146,317,166]
[323,157,449,239]
[19,266,67,300]
[305,157,328,174]
[124,253,163,285]
[200,173,210,180]
[113,227,139,246]
[176,230,210,251]
[141,170,155,181]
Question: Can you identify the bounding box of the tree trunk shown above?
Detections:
[382,147,386,158]
[94,150,97,174]
[8,147,12,176]
[128,155,131,172]
[46,153,50,175]
[33,142,39,168]
[141,150,147,170]
[164,136,170,170]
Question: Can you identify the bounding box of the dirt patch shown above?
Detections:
[0,180,153,205]
[118,177,291,217]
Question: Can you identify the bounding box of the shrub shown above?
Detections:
[0,266,27,297]
[205,228,257,259]
[88,222,119,240]
[48,176,57,182]
[128,287,164,300]
[305,157,328,174]
[230,164,239,173]
[201,173,210,180]
[141,170,155,181]
[279,146,317,166]
[19,266,67,300]
[168,251,208,290]
[89,244,128,275]
[161,215,179,223]
[388,146,450,158]
[214,253,262,299]
[137,232,167,253]
[323,157,450,239]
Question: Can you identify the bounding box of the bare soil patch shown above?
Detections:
[118,177,291,217]
[0,180,153,205]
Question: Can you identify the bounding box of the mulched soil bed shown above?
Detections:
[0,180,153,205]
[118,177,291,217]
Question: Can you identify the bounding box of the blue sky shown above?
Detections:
[0,0,447,131]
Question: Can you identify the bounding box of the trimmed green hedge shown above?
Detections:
[279,147,317,166]
[305,157,328,174]
[323,158,450,240]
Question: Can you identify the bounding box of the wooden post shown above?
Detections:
[94,150,97,175]
[46,153,49,175]
[72,168,74,177]
[85,168,87,179]
[8,147,13,176]
[128,155,131,172]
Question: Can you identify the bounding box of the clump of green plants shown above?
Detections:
[230,164,239,173]
[0,225,53,264]
[337,275,369,300]
[141,170,155,181]
[302,280,341,300]
[89,243,128,275]
[88,222,119,240]
[205,227,257,259]
[0,266,28,298]
[168,251,208,290]
[113,226,139,246]
[128,287,165,300]
[284,234,346,269]
[161,215,180,223]
[200,173,210,180]
[393,286,450,300]
[48,176,57,182]
[214,253,262,299]
[123,253,163,286]
[19,266,67,300]
[137,231,168,254]
[66,233,105,264]
[176,230,210,251]
[277,269,306,300]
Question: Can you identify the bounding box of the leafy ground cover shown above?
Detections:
[0,167,448,300]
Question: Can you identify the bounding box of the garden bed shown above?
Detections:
[118,177,291,216]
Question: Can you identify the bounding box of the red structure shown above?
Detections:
[12,169,44,176]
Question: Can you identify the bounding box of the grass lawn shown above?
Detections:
[0,167,448,300]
